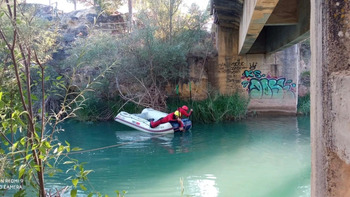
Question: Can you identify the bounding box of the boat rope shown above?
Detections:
[66,132,170,155]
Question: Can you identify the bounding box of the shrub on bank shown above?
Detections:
[75,95,143,121]
[167,93,249,123]
[297,93,310,115]
[76,93,249,123]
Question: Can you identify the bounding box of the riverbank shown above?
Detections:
[75,92,310,123]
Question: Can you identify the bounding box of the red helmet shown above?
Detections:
[182,105,189,111]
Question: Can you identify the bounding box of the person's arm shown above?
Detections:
[177,117,184,131]
[179,108,192,117]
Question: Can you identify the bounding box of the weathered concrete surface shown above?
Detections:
[327,152,350,197]
[310,0,326,195]
[248,45,299,114]
[209,25,299,114]
[236,0,309,54]
[248,99,296,115]
[265,0,298,26]
[211,0,243,28]
[311,0,350,196]
[165,56,211,101]
[181,57,210,100]
[216,26,241,94]
[239,0,280,54]
[331,72,350,163]
[265,0,310,53]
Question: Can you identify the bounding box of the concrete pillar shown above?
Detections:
[211,25,299,114]
[311,0,350,196]
[216,26,240,94]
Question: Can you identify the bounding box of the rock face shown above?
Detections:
[24,4,128,115]
[22,4,125,47]
[20,3,56,21]
[58,8,126,45]
[59,9,97,47]
[27,5,128,63]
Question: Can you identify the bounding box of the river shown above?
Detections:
[46,116,311,197]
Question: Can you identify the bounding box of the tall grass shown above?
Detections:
[297,93,310,115]
[77,92,249,123]
[167,93,249,123]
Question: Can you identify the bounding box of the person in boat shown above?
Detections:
[150,110,184,131]
[177,105,193,118]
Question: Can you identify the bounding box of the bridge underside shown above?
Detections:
[211,0,310,54]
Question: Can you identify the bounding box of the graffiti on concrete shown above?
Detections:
[241,66,296,99]
[218,59,246,73]
[249,62,257,70]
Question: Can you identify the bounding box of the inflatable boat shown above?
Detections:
[114,108,192,134]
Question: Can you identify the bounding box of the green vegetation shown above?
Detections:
[58,0,214,113]
[0,0,246,196]
[298,93,310,115]
[66,0,124,13]
[75,93,249,122]
[0,2,115,196]
[301,71,310,77]
[75,95,143,121]
[168,93,249,123]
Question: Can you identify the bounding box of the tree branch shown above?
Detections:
[34,50,45,139]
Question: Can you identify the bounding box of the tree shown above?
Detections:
[67,0,123,13]
[134,0,183,42]
[71,0,77,10]
[0,2,56,195]
[128,0,133,32]
[106,0,213,110]
[168,0,183,42]
[0,1,108,196]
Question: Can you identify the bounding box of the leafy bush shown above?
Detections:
[298,93,310,115]
[0,3,102,196]
[75,95,143,121]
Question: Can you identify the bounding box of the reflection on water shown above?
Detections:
[46,116,310,197]
[187,174,218,197]
[115,130,174,149]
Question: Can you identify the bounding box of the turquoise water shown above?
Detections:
[47,116,311,197]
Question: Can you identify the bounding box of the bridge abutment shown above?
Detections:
[210,25,299,115]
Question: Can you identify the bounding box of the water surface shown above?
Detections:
[47,116,311,197]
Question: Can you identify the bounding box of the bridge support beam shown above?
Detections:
[311,0,350,196]
[239,0,280,54]
[238,0,310,54]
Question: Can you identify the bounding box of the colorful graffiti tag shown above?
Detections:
[241,67,296,99]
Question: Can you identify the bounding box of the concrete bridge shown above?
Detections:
[209,0,350,196]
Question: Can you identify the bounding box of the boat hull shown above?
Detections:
[114,108,192,134]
